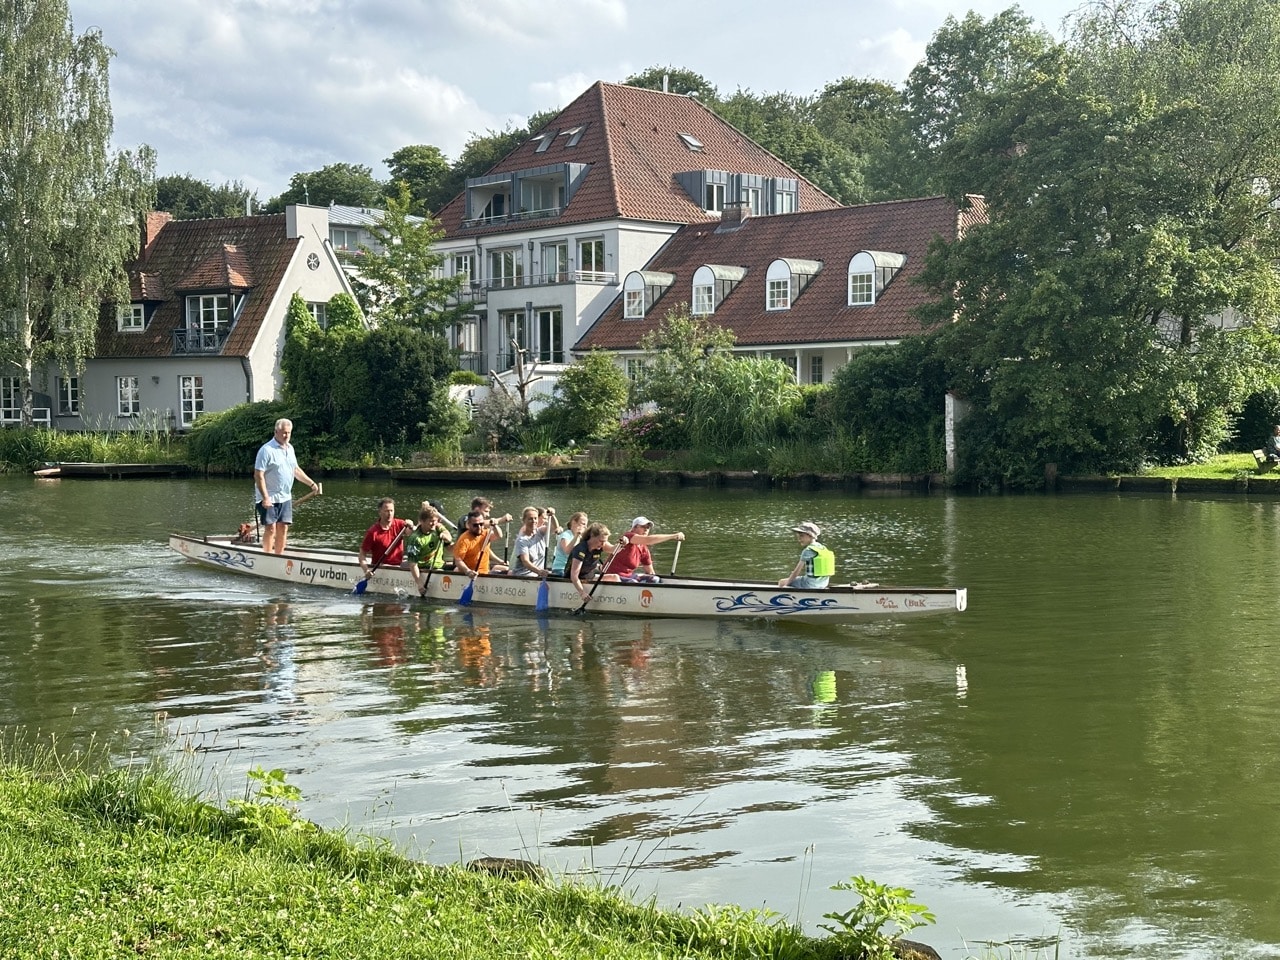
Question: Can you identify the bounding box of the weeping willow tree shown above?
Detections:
[0,0,154,425]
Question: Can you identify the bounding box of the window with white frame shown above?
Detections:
[331,227,360,251]
[116,376,140,417]
[704,182,725,213]
[57,375,80,416]
[307,302,327,329]
[536,308,564,363]
[624,289,645,319]
[179,375,204,427]
[782,355,798,379]
[774,190,796,214]
[742,186,763,215]
[489,248,523,288]
[848,264,874,305]
[692,282,714,315]
[625,358,647,380]
[809,354,824,384]
[577,238,606,280]
[541,241,568,282]
[767,278,790,310]
[453,252,474,284]
[0,376,19,422]
[187,294,231,333]
[117,303,145,331]
[500,309,529,360]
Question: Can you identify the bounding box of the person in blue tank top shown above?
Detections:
[779,521,834,589]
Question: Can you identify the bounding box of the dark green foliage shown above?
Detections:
[533,350,629,444]
[826,337,948,473]
[185,401,299,472]
[155,174,256,219]
[1233,388,1280,453]
[263,162,386,212]
[343,324,457,446]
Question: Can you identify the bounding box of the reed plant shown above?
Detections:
[0,415,184,472]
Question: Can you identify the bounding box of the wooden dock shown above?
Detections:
[33,462,191,479]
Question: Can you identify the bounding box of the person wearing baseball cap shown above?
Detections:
[605,516,685,582]
[780,521,835,589]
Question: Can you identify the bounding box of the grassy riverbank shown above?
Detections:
[0,743,947,960]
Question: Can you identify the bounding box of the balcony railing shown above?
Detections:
[461,206,563,229]
[173,327,230,355]
[456,351,485,374]
[474,270,617,291]
[497,349,567,370]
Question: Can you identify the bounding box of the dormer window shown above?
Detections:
[847,251,907,306]
[117,303,145,331]
[691,264,746,315]
[623,270,674,319]
[766,259,822,311]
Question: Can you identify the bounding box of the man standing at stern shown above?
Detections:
[253,418,319,554]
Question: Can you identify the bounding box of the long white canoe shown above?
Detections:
[169,533,966,623]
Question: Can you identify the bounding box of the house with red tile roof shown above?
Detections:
[33,204,356,430]
[432,81,841,387]
[576,195,987,383]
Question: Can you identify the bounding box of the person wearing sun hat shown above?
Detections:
[605,516,685,582]
[780,520,835,589]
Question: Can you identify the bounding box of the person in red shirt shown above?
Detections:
[605,516,685,582]
[359,498,413,578]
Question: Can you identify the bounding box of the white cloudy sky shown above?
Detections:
[68,0,1084,201]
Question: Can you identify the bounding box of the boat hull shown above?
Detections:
[169,534,966,622]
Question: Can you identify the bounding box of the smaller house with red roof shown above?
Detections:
[38,204,356,430]
[431,81,841,384]
[576,195,986,383]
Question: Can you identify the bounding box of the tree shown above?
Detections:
[0,0,154,426]
[263,162,385,212]
[156,173,256,219]
[918,0,1280,484]
[633,309,737,416]
[384,144,453,216]
[350,184,471,332]
[535,350,629,443]
[621,65,719,101]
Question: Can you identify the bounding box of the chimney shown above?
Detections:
[140,211,172,260]
[716,200,749,232]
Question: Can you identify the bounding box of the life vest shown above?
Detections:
[808,544,836,578]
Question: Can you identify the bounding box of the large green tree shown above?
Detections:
[919,0,1280,484]
[0,0,153,425]
[156,173,256,219]
[264,162,385,212]
[350,185,471,332]
[384,144,453,216]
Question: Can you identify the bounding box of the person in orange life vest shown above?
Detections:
[358,497,414,578]
[451,510,501,581]
[605,516,685,583]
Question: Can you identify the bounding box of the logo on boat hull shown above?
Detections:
[713,591,852,616]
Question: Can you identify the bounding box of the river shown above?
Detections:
[2,474,1278,959]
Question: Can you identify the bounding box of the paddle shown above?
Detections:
[670,538,682,576]
[573,548,611,615]
[458,572,477,606]
[535,566,550,612]
[353,522,408,595]
[293,482,323,507]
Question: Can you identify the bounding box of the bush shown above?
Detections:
[186,401,299,472]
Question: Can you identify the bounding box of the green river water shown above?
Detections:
[2,474,1278,959]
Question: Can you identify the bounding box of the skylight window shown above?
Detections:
[533,132,554,153]
[678,132,703,152]
[559,125,585,147]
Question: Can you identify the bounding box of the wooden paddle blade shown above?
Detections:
[459,579,475,606]
[535,578,549,612]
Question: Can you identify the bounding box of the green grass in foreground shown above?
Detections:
[0,746,958,960]
[1140,453,1261,479]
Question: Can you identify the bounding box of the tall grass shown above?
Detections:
[0,416,184,473]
